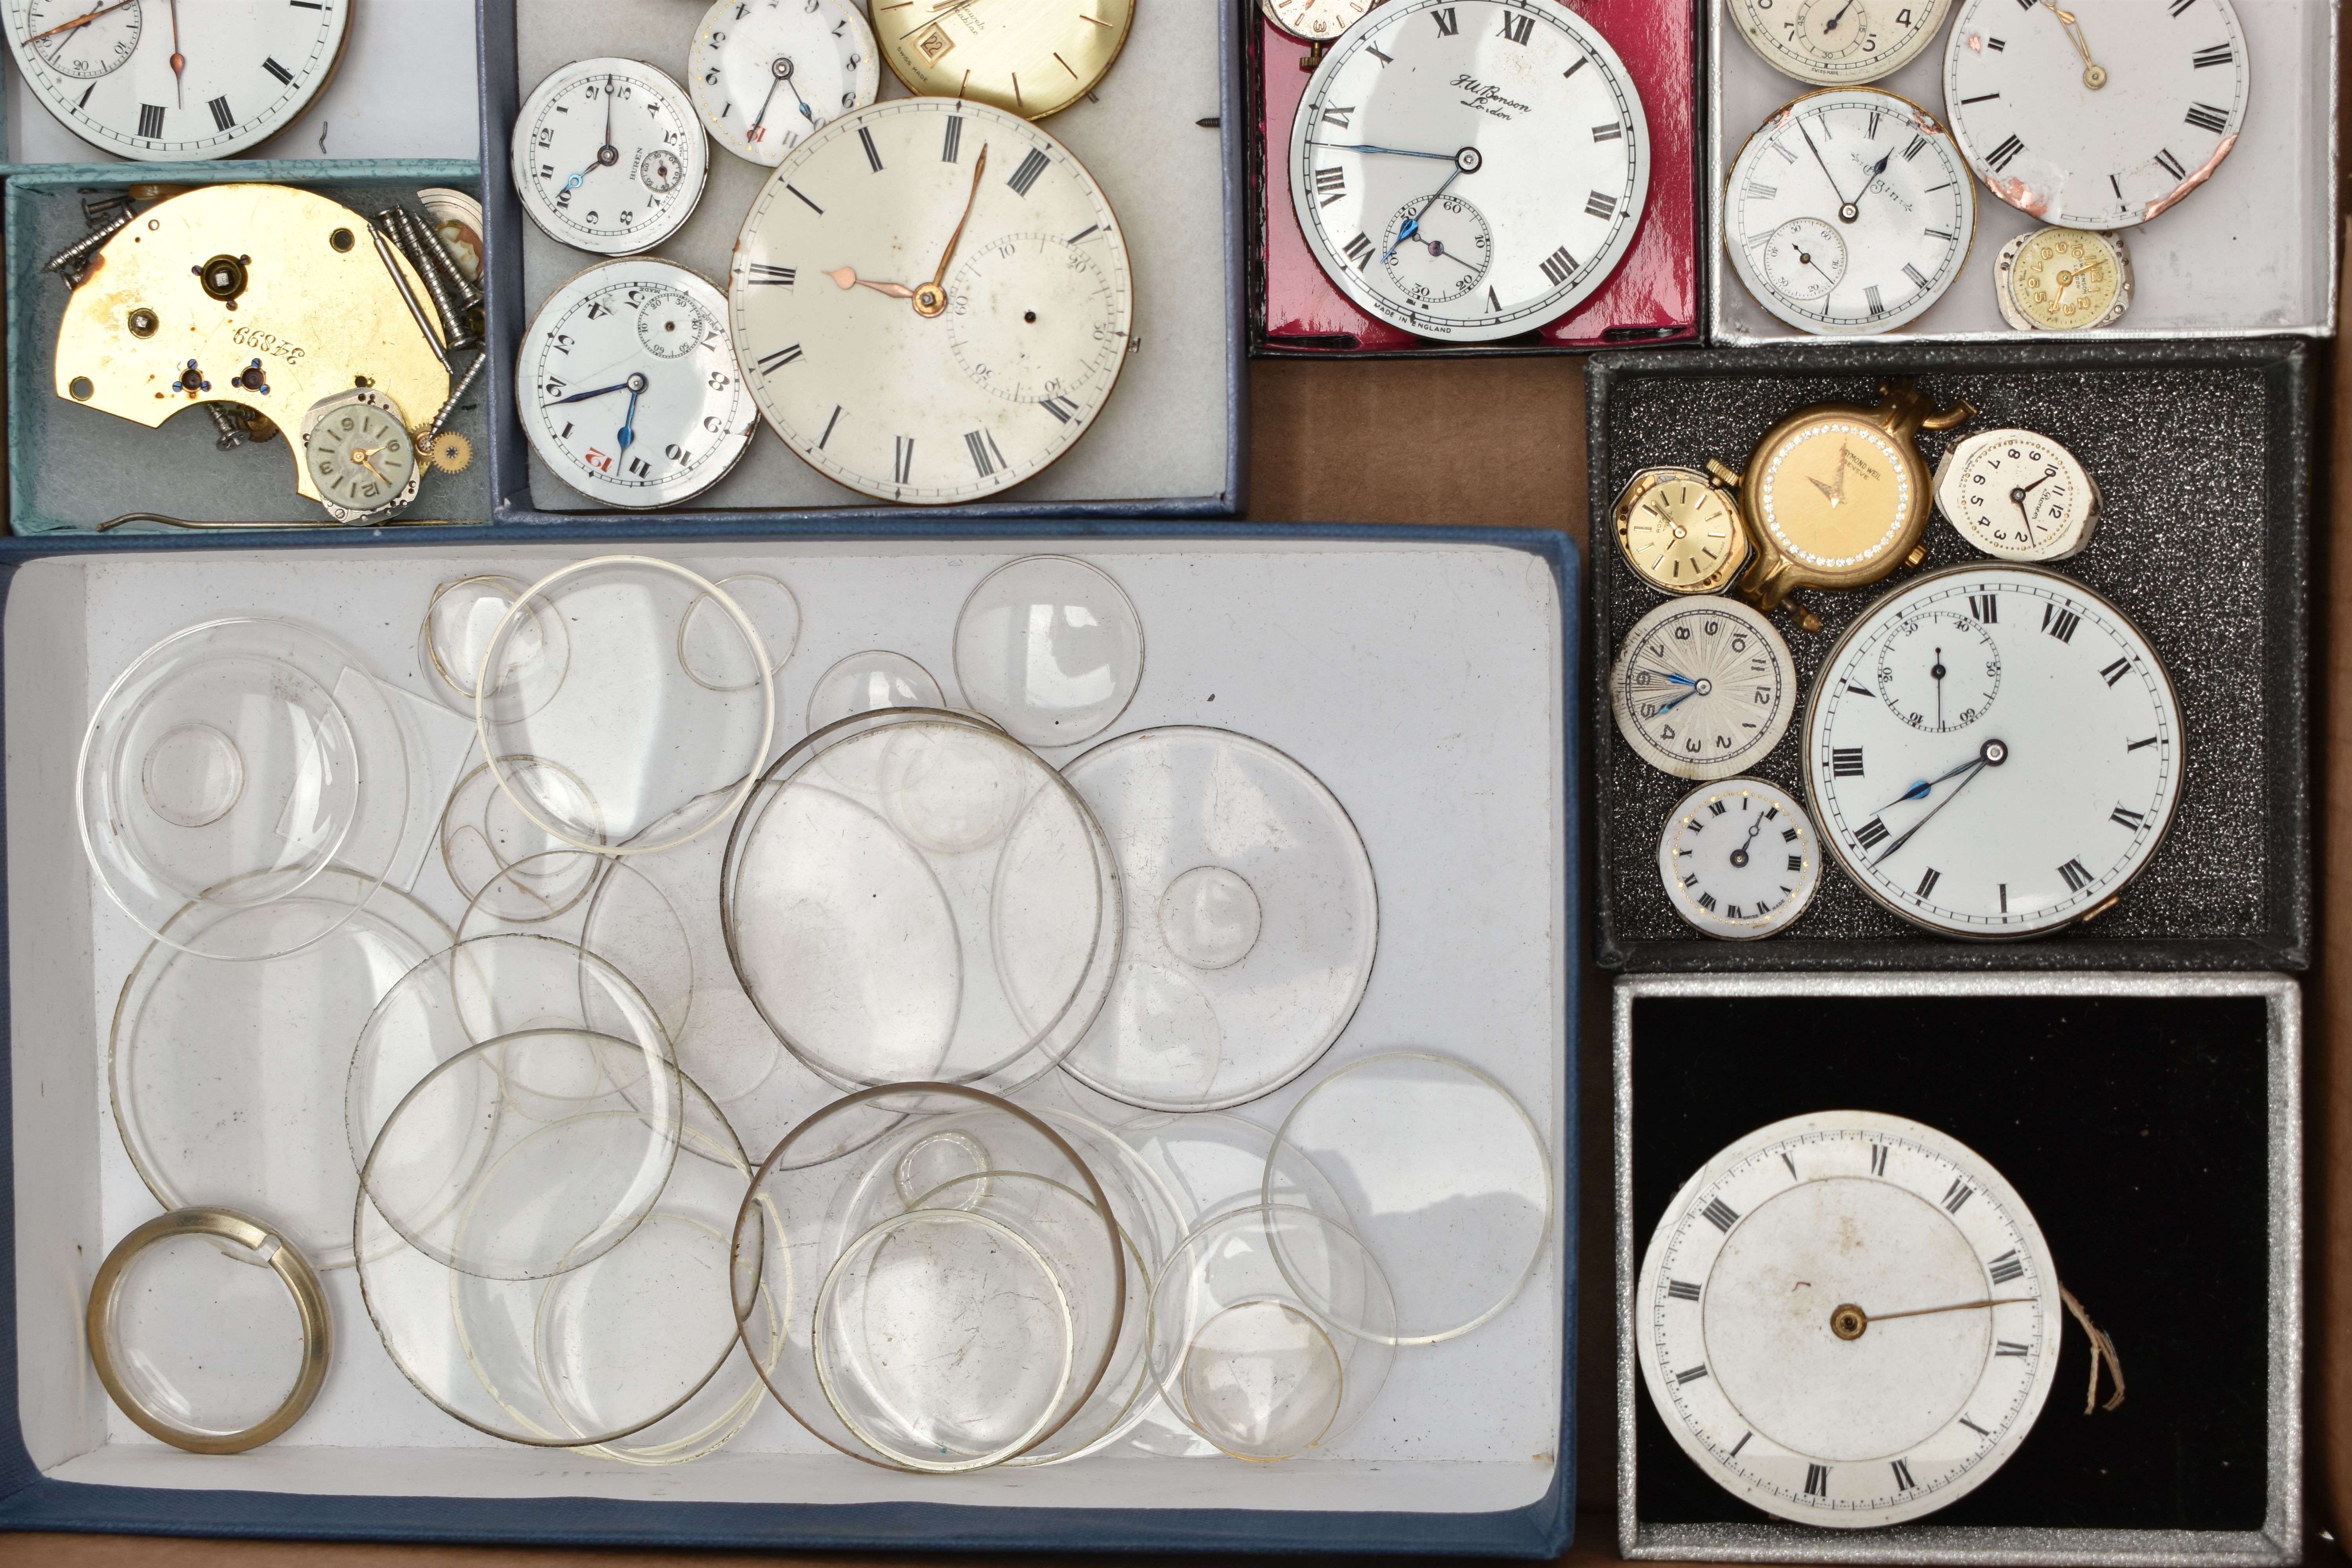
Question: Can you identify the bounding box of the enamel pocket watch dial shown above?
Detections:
[1612,597,1796,781]
[730,98,1131,505]
[1943,0,2248,230]
[1804,565,2182,938]
[1724,0,1954,86]
[6,0,350,160]
[512,58,710,256]
[1657,779,1820,939]
[519,259,757,509]
[1638,1111,2062,1527]
[874,0,1132,120]
[690,0,878,167]
[1726,89,1975,336]
[1290,0,1650,342]
[1933,428,2101,562]
[1262,0,1372,43]
[298,388,420,524]
[1615,464,1751,596]
[1994,226,2131,331]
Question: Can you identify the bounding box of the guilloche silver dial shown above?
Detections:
[7,0,350,160]
[1726,88,1976,335]
[1637,1110,2063,1528]
[730,98,1131,505]
[1657,778,1822,940]
[690,0,878,167]
[1943,0,2248,230]
[518,259,758,510]
[1612,597,1797,781]
[1804,565,2183,938]
[1724,0,1954,86]
[1289,0,1650,342]
[512,57,710,256]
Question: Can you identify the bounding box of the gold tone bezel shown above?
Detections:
[1613,466,1751,596]
[878,0,1134,120]
[1994,227,2134,333]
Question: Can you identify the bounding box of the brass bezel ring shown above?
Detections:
[86,1207,332,1454]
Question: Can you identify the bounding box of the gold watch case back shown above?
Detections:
[1615,466,1751,595]
[1995,227,2133,332]
[878,0,1134,118]
[53,185,452,508]
[1737,380,1975,617]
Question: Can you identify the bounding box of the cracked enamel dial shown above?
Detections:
[6,0,350,160]
[1611,597,1796,781]
[1942,0,2248,230]
[1727,88,1975,335]
[512,57,710,256]
[1290,0,1650,341]
[1657,778,1821,940]
[1804,564,2182,938]
[690,0,878,167]
[1724,0,1953,85]
[519,258,757,509]
[730,98,1130,505]
[1638,1111,2062,1528]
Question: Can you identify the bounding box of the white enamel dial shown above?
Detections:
[730,98,1131,505]
[512,57,710,256]
[1261,0,1372,43]
[6,0,349,160]
[690,0,878,167]
[1657,779,1821,940]
[1726,89,1976,334]
[1933,428,2101,562]
[1612,597,1797,781]
[1943,0,2248,230]
[1638,1111,2062,1528]
[1724,0,1953,85]
[1805,565,2181,938]
[1289,0,1650,341]
[519,259,757,510]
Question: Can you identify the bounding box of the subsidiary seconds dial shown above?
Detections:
[1290,0,1650,341]
[1804,566,2183,938]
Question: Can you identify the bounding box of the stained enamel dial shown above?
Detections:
[730,98,1131,505]
[873,0,1132,121]
[1727,89,1976,335]
[1933,428,2100,561]
[1804,565,2181,938]
[1261,0,1373,43]
[1638,1111,2062,1528]
[512,57,710,256]
[1657,779,1821,940]
[6,0,349,160]
[519,259,757,509]
[690,0,878,167]
[1942,0,2248,230]
[1290,0,1650,341]
[1723,0,1953,85]
[1612,597,1796,781]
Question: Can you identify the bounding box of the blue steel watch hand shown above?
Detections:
[616,376,645,455]
[1873,752,1987,814]
[1308,141,1459,160]
[1384,166,1463,262]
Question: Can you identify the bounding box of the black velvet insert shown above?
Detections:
[1630,993,2273,1531]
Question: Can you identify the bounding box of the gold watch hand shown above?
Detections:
[2043,2,2105,88]
[907,142,989,319]
[25,0,134,45]
[903,0,977,37]
[826,266,918,299]
[1807,475,1840,502]
[1831,441,1854,502]
[167,0,185,109]
[350,445,392,486]
[1830,1297,2034,1339]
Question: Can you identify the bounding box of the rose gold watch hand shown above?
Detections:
[168,0,185,109]
[906,143,988,318]
[826,266,918,299]
[25,0,134,46]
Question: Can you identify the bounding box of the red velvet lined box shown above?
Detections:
[1250,1,1698,356]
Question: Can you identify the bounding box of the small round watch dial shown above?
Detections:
[1726,88,1976,335]
[1657,779,1820,940]
[1290,0,1651,342]
[876,0,1133,121]
[1944,0,2247,230]
[1724,0,1954,85]
[690,0,879,167]
[7,0,349,160]
[512,58,710,256]
[1934,428,2100,562]
[1638,1111,2063,1527]
[1612,597,1796,781]
[730,98,1132,505]
[1614,468,1748,595]
[519,259,758,510]
[1997,227,2130,332]
[1752,416,1915,574]
[1804,565,2182,938]
[1261,0,1374,42]
[301,392,419,522]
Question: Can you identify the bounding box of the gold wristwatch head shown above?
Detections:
[1736,378,1974,630]
[877,0,1133,118]
[1613,462,1751,595]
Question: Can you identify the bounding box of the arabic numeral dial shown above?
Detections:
[1611,596,1797,780]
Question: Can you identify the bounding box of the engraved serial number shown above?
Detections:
[231,325,305,364]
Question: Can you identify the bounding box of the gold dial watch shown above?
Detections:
[875,0,1133,119]
[1735,379,1975,630]
[1994,227,2133,333]
[1613,462,1752,595]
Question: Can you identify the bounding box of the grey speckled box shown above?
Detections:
[1586,341,2313,973]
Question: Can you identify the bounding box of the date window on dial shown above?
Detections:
[915,24,955,60]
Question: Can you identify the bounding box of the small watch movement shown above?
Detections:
[1615,463,1751,596]
[1994,227,2133,332]
[1933,428,2102,562]
[298,388,421,524]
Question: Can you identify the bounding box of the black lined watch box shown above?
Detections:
[1615,971,2302,1565]
[1587,340,2314,973]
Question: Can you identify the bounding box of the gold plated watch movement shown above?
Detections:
[1614,463,1752,595]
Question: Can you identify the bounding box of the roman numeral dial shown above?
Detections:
[1654,777,1823,940]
